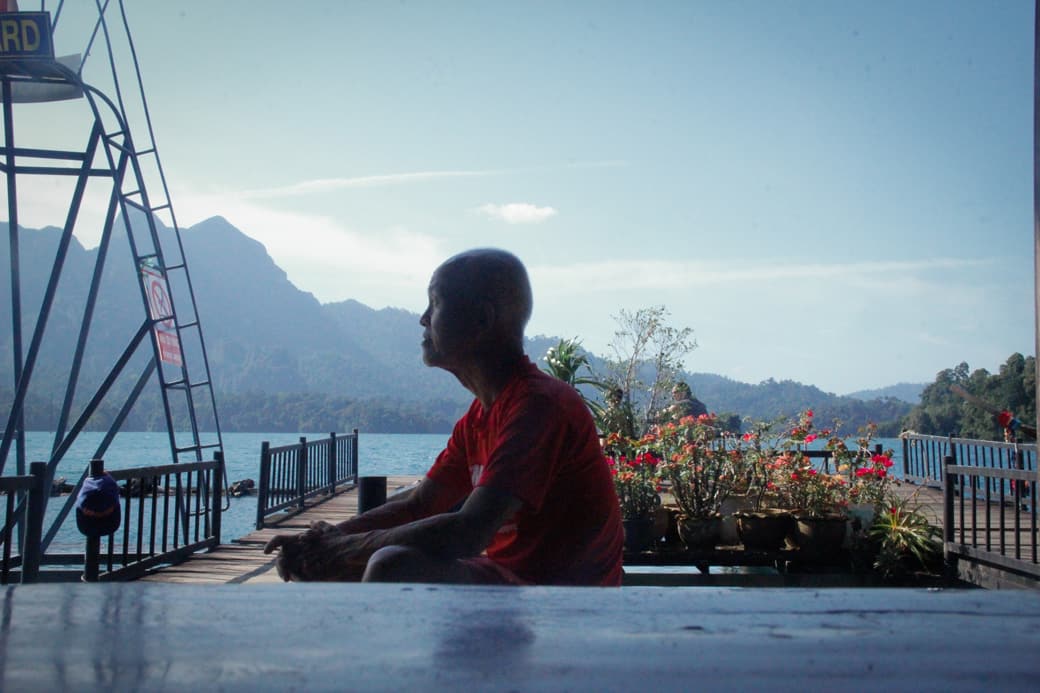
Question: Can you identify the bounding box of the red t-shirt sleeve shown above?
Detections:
[426,405,479,503]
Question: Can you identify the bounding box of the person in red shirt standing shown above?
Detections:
[264,248,623,586]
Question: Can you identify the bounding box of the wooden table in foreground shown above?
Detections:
[2,583,1038,691]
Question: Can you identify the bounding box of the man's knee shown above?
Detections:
[363,545,478,583]
[363,545,429,582]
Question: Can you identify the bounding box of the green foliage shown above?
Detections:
[869,489,942,580]
[901,354,1036,440]
[542,338,610,422]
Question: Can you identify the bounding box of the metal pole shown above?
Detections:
[2,77,25,480]
[328,432,337,494]
[1033,0,1040,493]
[297,437,308,510]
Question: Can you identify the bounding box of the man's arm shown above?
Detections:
[333,477,457,534]
[360,483,522,559]
[264,481,522,581]
[266,482,520,578]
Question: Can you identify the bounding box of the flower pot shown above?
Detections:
[719,494,751,545]
[735,510,793,551]
[792,515,848,561]
[622,517,657,554]
[676,514,722,550]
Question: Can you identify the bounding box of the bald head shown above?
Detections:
[435,248,533,345]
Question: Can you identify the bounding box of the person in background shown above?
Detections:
[661,381,707,423]
[601,386,637,439]
[264,248,624,586]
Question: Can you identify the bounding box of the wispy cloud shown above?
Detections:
[476,203,558,224]
[532,257,991,293]
[236,169,510,200]
[228,160,628,200]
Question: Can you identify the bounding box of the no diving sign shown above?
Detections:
[139,261,183,367]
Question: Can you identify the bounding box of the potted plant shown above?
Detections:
[731,422,794,551]
[605,434,662,553]
[826,423,893,532]
[868,488,942,582]
[654,414,733,549]
[774,450,849,558]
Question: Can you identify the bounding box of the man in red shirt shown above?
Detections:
[264,248,623,585]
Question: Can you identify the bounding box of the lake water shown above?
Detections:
[17,431,904,550]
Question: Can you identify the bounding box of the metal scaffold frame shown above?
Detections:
[0,3,225,560]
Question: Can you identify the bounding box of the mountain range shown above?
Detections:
[1,216,921,433]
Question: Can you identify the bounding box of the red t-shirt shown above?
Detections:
[427,357,624,586]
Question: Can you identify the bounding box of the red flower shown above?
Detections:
[804,434,817,443]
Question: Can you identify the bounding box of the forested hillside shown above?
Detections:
[901,354,1036,441]
[2,218,926,433]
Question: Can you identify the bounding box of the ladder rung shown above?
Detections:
[189,380,211,389]
[150,202,171,212]
[165,263,185,271]
[137,147,156,156]
[164,379,186,388]
[176,442,221,453]
[178,320,198,330]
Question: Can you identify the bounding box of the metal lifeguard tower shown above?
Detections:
[0,3,224,566]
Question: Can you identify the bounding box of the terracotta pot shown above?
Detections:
[622,517,657,554]
[735,509,793,551]
[676,514,722,550]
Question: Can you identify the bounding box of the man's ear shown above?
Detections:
[476,300,496,332]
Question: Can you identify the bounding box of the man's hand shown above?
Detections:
[263,520,367,582]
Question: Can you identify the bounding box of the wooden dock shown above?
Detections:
[139,475,422,584]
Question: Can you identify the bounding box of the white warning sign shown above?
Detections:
[139,260,183,367]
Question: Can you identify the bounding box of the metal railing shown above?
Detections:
[902,433,1037,486]
[256,430,359,529]
[0,462,47,584]
[944,455,1039,579]
[903,433,1039,580]
[84,455,224,582]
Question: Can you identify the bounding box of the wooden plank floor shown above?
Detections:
[139,475,422,584]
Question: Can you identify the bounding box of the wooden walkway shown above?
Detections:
[139,475,422,584]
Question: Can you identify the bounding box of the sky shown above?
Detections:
[3,1,1037,395]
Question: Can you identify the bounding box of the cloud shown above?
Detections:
[477,203,558,224]
[236,169,509,200]
[531,257,991,294]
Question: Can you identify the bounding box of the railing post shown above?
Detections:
[256,441,271,530]
[352,428,359,483]
[20,461,46,583]
[328,432,337,495]
[212,452,223,546]
[298,437,308,510]
[82,458,105,583]
[943,453,957,579]
[901,436,909,479]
